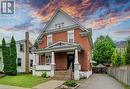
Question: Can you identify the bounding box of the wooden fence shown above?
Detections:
[107,66,130,85]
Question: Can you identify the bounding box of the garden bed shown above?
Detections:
[55,80,80,89]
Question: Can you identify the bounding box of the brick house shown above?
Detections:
[32,9,93,80]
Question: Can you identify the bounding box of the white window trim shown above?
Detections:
[47,34,52,46]
[67,30,74,43]
[45,53,51,65]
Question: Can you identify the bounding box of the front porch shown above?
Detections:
[32,41,91,80]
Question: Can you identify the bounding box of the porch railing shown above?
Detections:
[68,63,73,79]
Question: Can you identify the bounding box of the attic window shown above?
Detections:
[55,22,64,29]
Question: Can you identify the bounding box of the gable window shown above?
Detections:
[68,30,74,43]
[47,34,52,46]
[45,53,51,65]
[18,58,22,67]
[20,44,24,52]
[55,22,64,29]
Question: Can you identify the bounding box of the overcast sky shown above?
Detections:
[0,0,130,43]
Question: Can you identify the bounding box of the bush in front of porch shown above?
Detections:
[0,74,50,88]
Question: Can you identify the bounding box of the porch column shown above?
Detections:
[75,49,79,64]
[51,51,55,77]
[36,54,39,65]
[74,49,81,80]
[33,53,39,76]
[51,51,55,65]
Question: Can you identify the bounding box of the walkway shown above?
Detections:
[32,80,64,89]
[77,74,124,89]
[0,84,30,89]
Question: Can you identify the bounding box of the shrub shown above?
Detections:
[41,72,47,78]
[64,80,77,87]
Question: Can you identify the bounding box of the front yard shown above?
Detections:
[0,74,50,88]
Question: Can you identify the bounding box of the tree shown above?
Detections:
[111,48,121,66]
[10,36,17,75]
[120,47,126,66]
[2,38,11,74]
[93,35,115,65]
[126,38,130,64]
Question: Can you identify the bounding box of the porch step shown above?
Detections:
[53,70,73,80]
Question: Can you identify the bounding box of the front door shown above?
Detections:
[67,54,74,70]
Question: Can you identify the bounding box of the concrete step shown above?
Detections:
[53,70,72,80]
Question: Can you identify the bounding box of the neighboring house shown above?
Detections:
[0,40,35,73]
[116,41,127,53]
[32,8,93,80]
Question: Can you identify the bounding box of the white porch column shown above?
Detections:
[75,49,79,64]
[36,54,39,65]
[51,51,55,77]
[74,49,81,80]
[33,53,39,76]
[51,51,55,65]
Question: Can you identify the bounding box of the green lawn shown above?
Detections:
[0,74,50,88]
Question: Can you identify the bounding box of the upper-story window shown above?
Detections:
[55,22,64,29]
[47,34,52,46]
[68,30,74,43]
[20,44,24,52]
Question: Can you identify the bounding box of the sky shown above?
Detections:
[0,0,130,44]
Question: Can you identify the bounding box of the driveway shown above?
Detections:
[77,74,124,89]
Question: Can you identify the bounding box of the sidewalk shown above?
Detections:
[32,80,64,89]
[0,84,30,89]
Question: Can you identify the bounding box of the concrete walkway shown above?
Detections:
[77,74,124,89]
[32,80,64,89]
[0,84,30,89]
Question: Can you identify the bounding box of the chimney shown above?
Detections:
[25,32,29,73]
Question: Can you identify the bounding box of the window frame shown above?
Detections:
[45,53,51,65]
[19,44,24,52]
[30,59,33,67]
[17,58,22,67]
[47,34,52,46]
[67,30,74,43]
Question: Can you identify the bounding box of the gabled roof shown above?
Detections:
[34,8,93,48]
[35,8,90,42]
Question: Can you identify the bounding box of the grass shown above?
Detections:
[0,74,50,88]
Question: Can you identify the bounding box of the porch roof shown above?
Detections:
[32,41,83,54]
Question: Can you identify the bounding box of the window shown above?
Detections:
[18,58,22,67]
[68,30,74,43]
[20,44,24,52]
[29,47,32,53]
[30,59,33,67]
[45,54,51,65]
[47,35,52,46]
[55,22,64,29]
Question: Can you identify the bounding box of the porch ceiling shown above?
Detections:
[32,41,83,54]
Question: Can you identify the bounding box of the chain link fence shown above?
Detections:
[107,66,130,85]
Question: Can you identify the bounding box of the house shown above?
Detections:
[116,41,127,53]
[0,40,35,73]
[32,9,93,80]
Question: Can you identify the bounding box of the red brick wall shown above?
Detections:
[38,28,92,71]
[74,28,92,71]
[55,52,67,70]
[39,55,45,65]
[53,31,67,43]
